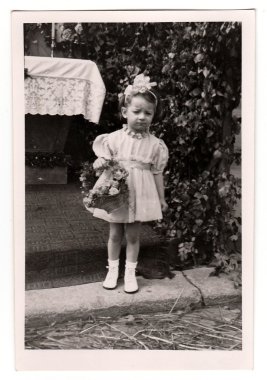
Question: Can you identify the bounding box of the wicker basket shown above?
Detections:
[91,191,128,214]
[84,182,129,214]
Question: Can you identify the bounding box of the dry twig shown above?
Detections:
[104,322,149,350]
[169,288,184,314]
[79,323,102,335]
[141,334,173,345]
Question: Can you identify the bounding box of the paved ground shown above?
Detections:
[25,183,164,290]
[26,183,161,253]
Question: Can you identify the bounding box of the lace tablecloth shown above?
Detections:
[24,56,106,123]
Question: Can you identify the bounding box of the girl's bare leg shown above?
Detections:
[103,223,124,289]
[108,223,124,260]
[124,222,141,293]
[125,222,141,262]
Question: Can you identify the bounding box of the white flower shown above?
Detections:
[124,84,133,98]
[113,170,123,180]
[123,73,157,98]
[168,52,175,59]
[134,74,150,87]
[110,180,119,188]
[97,186,109,195]
[109,187,119,196]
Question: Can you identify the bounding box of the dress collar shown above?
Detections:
[122,124,149,139]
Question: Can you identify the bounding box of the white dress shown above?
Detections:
[89,125,169,223]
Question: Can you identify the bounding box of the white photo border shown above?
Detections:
[12,9,255,371]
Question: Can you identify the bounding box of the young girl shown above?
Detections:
[90,74,169,293]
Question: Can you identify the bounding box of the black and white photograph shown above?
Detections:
[12,10,254,370]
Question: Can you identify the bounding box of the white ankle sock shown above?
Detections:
[125,261,137,269]
[108,259,119,267]
[124,261,138,293]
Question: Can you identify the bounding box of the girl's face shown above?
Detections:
[122,95,155,132]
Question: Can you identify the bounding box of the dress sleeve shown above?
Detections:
[92,134,113,159]
[151,139,169,174]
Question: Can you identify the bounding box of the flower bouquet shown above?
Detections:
[80,159,129,214]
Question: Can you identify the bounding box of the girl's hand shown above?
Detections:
[93,157,106,170]
[160,199,168,213]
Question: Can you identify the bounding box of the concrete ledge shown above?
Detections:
[25,271,201,326]
[183,267,241,306]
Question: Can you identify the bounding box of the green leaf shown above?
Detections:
[190,88,201,97]
[188,71,197,76]
[194,53,204,63]
[185,100,193,108]
[207,130,214,138]
[203,67,210,77]
[162,64,170,74]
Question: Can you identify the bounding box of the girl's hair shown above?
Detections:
[118,90,162,122]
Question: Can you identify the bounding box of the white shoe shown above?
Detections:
[103,260,119,290]
[124,262,138,293]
